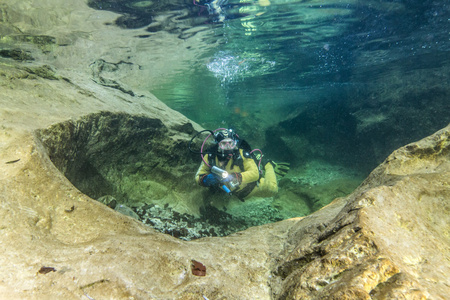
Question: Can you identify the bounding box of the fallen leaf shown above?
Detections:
[38,266,56,274]
[191,260,206,276]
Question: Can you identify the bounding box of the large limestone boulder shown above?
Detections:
[271,125,450,299]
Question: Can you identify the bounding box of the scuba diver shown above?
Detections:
[190,128,290,201]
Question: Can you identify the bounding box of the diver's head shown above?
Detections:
[214,129,239,160]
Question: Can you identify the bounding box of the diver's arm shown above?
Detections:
[195,156,212,185]
[239,152,260,184]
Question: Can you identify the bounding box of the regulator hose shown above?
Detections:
[188,129,214,154]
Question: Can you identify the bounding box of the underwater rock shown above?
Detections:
[89,59,136,96]
[97,195,117,208]
[270,124,450,299]
[115,204,140,220]
[264,56,450,172]
[0,49,34,61]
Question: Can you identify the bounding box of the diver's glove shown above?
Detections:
[270,161,290,177]
[201,174,219,187]
[228,172,242,185]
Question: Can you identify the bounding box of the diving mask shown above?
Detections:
[217,138,237,160]
[218,138,237,151]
